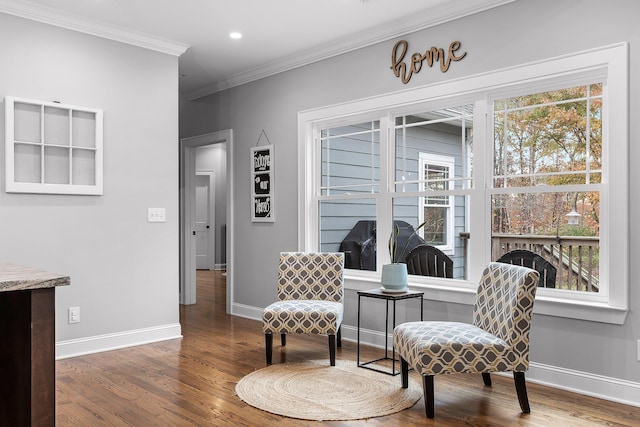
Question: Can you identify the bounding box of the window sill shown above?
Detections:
[344,274,628,325]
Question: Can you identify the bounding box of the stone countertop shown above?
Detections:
[0,261,70,292]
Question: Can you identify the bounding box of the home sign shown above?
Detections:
[390,40,467,84]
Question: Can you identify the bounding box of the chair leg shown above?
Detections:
[337,326,342,348]
[423,375,435,418]
[482,372,492,386]
[514,371,531,413]
[265,334,273,365]
[401,357,409,388]
[328,334,336,366]
[281,333,286,347]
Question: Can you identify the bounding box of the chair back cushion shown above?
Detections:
[473,262,538,369]
[278,252,344,302]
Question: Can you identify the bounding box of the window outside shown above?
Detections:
[491,84,602,293]
[316,86,603,291]
[319,122,380,270]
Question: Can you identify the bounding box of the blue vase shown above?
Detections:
[381,263,408,291]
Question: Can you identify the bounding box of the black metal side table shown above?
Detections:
[357,288,424,375]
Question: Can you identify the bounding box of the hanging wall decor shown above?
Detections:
[390,40,467,84]
[5,96,104,195]
[251,130,274,222]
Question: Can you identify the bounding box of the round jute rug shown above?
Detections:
[235,359,422,421]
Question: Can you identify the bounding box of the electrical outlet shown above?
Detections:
[637,340,640,362]
[68,307,80,324]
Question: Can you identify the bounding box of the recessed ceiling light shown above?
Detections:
[229,32,242,39]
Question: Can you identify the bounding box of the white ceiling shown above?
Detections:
[0,0,515,100]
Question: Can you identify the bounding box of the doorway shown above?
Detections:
[179,130,234,312]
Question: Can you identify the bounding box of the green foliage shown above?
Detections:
[493,84,601,237]
[558,224,598,237]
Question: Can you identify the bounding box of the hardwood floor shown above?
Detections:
[56,270,640,426]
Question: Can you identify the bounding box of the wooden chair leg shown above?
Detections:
[265,334,273,365]
[328,334,336,366]
[514,371,531,413]
[423,375,435,418]
[337,326,342,348]
[401,357,409,388]
[280,333,286,347]
[482,372,492,386]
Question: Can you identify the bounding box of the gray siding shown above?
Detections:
[320,120,469,279]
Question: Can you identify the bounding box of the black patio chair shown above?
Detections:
[496,249,556,288]
[405,244,453,278]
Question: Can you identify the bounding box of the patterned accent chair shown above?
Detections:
[262,252,345,366]
[393,262,539,418]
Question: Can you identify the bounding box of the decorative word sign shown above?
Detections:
[251,145,274,222]
[390,40,467,84]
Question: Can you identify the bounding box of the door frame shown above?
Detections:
[195,171,215,270]
[179,130,234,311]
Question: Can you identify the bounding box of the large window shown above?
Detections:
[318,121,380,270]
[299,43,628,323]
[316,107,472,278]
[392,107,473,279]
[491,85,602,293]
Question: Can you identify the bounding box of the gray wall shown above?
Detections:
[0,14,180,346]
[180,0,640,387]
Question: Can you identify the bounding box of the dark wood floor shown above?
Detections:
[55,270,640,426]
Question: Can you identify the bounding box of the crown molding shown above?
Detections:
[0,0,514,98]
[0,0,189,56]
[185,0,516,100]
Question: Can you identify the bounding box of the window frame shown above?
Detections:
[418,152,455,254]
[298,43,628,324]
[488,85,605,302]
[5,96,103,195]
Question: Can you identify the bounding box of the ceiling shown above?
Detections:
[0,0,515,100]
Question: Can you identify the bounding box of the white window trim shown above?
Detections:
[298,42,628,324]
[418,152,455,254]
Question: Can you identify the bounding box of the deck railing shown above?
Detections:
[491,234,599,292]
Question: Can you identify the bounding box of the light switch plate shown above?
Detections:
[148,207,166,222]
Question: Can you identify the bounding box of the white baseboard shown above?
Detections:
[55,323,182,360]
[234,303,640,409]
[231,302,263,320]
[526,362,640,408]
[342,324,391,348]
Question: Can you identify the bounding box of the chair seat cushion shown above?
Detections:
[394,321,520,376]
[263,300,343,335]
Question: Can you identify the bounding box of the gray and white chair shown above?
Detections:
[394,262,539,418]
[262,252,344,366]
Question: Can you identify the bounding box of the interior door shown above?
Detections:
[195,174,213,269]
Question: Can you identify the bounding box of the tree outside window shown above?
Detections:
[492,84,602,292]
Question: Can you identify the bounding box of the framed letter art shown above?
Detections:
[251,144,274,222]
